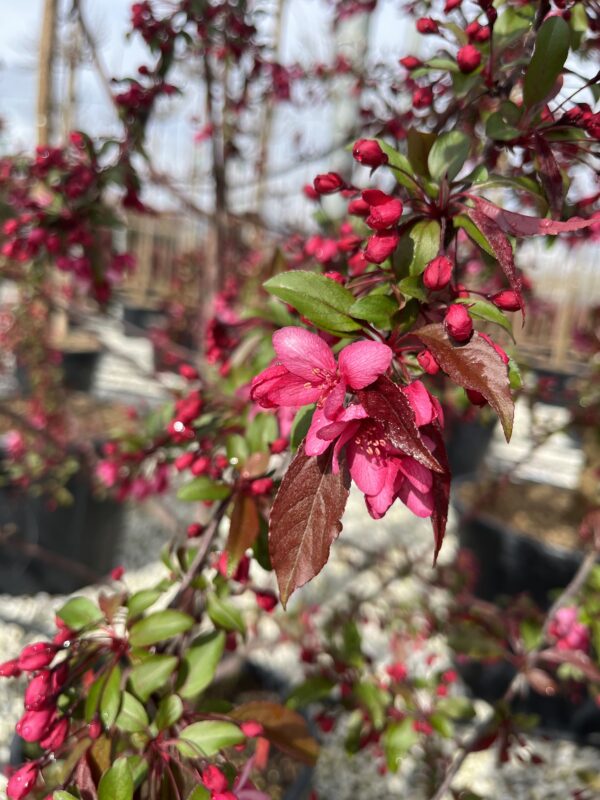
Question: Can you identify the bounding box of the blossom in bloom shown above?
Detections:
[548,606,590,652]
[490,290,521,311]
[313,172,345,194]
[6,763,39,800]
[314,381,441,519]
[352,139,388,168]
[457,44,481,73]
[364,232,400,263]
[423,256,452,291]
[240,720,264,737]
[444,304,473,342]
[202,765,228,793]
[362,190,403,231]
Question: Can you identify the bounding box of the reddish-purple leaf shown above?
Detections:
[75,754,99,800]
[465,203,524,314]
[357,376,444,473]
[226,493,260,571]
[539,648,600,682]
[269,444,350,607]
[415,324,514,441]
[534,134,564,218]
[473,196,596,236]
[232,701,319,765]
[422,421,451,564]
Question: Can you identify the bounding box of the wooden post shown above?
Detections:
[37,0,58,146]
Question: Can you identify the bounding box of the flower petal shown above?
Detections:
[348,443,387,496]
[253,365,322,407]
[273,327,336,381]
[364,464,398,519]
[339,340,393,390]
[395,476,434,518]
[397,456,432,494]
[305,407,334,457]
[402,380,436,427]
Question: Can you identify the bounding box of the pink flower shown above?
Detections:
[445,304,473,342]
[314,381,441,519]
[251,327,392,419]
[549,606,590,653]
[97,460,119,488]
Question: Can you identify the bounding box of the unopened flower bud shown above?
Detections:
[364,232,400,264]
[6,763,39,800]
[423,256,452,291]
[313,172,344,195]
[18,643,57,672]
[445,304,473,342]
[417,350,440,375]
[490,290,521,311]
[352,139,388,169]
[457,44,482,73]
[416,17,439,34]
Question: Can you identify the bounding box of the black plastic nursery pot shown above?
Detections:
[16,348,101,395]
[453,476,600,742]
[123,304,167,337]
[444,415,498,478]
[0,470,124,596]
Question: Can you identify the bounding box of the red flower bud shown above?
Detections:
[202,765,228,793]
[24,671,54,711]
[0,659,22,678]
[456,44,481,73]
[479,333,509,365]
[490,290,521,311]
[174,451,196,471]
[18,643,58,672]
[399,56,421,70]
[88,719,102,739]
[303,183,319,201]
[416,17,439,34]
[423,256,452,291]
[6,763,39,800]
[466,388,487,407]
[270,437,288,454]
[110,565,125,581]
[348,197,370,217]
[241,720,264,737]
[39,717,69,751]
[364,232,400,264]
[250,477,274,496]
[386,662,408,682]
[51,663,69,693]
[412,86,433,109]
[348,251,368,276]
[255,590,278,613]
[16,707,56,742]
[191,456,210,476]
[444,0,461,11]
[362,190,403,231]
[444,304,473,342]
[179,364,199,381]
[313,172,345,195]
[186,523,204,539]
[417,350,440,375]
[352,139,388,169]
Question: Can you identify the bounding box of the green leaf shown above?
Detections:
[508,357,523,390]
[129,655,178,702]
[130,610,194,647]
[177,476,231,502]
[354,682,389,730]
[428,131,471,182]
[116,692,149,733]
[176,721,244,758]
[494,5,534,39]
[85,671,107,722]
[398,275,427,301]
[53,792,79,800]
[247,412,278,453]
[187,789,211,800]
[57,597,103,631]
[454,297,514,339]
[374,139,421,194]
[264,271,361,334]
[485,111,521,142]
[128,589,162,618]
[206,594,245,633]
[395,219,441,277]
[436,696,476,720]
[426,56,459,72]
[290,406,315,451]
[520,619,543,651]
[406,129,436,176]
[100,664,122,729]
[287,676,335,710]
[430,712,454,738]
[349,294,396,328]
[226,434,250,464]
[382,718,418,771]
[523,17,570,107]
[98,758,134,800]
[178,631,225,699]
[155,694,184,730]
[453,215,495,258]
